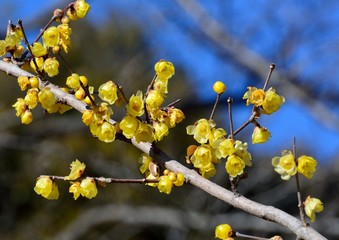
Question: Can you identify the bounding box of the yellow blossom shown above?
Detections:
[42,26,60,47]
[74,0,91,18]
[134,122,154,143]
[234,140,252,166]
[17,76,30,91]
[153,121,169,141]
[21,109,33,124]
[82,110,94,126]
[138,153,153,174]
[215,224,233,240]
[119,114,140,139]
[96,122,116,143]
[272,150,297,180]
[304,196,324,222]
[243,87,265,106]
[30,57,44,73]
[297,155,317,179]
[154,60,175,80]
[38,88,56,110]
[126,90,144,117]
[66,73,80,89]
[65,159,86,180]
[186,118,215,144]
[0,40,6,56]
[226,154,245,178]
[80,178,98,199]
[262,87,285,115]
[12,98,26,117]
[213,81,227,94]
[146,89,164,109]
[44,57,59,77]
[168,107,185,127]
[29,77,39,88]
[215,138,235,159]
[34,176,59,200]
[199,162,216,179]
[157,175,173,194]
[252,126,271,144]
[58,23,72,53]
[31,42,47,57]
[173,173,185,186]
[98,80,118,105]
[190,144,214,169]
[24,88,39,109]
[69,181,81,200]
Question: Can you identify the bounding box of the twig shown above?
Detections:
[209,93,220,120]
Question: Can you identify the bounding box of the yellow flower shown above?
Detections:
[38,88,56,110]
[31,42,48,57]
[29,77,39,88]
[262,87,285,115]
[297,155,317,179]
[134,122,154,143]
[30,57,44,73]
[42,26,60,47]
[44,57,59,77]
[154,60,175,80]
[98,80,118,105]
[146,89,164,109]
[74,0,91,18]
[209,128,227,148]
[34,176,59,200]
[234,140,252,166]
[138,153,153,174]
[21,109,33,124]
[199,162,216,179]
[12,98,26,117]
[226,154,245,178]
[157,175,173,194]
[96,122,116,143]
[167,107,185,128]
[252,126,271,144]
[126,90,144,117]
[153,121,169,141]
[173,173,185,186]
[215,138,235,159]
[0,40,6,56]
[215,224,233,240]
[186,118,215,144]
[65,159,86,180]
[213,81,227,94]
[82,110,94,126]
[17,76,30,91]
[190,144,214,169]
[304,196,324,222]
[120,114,140,139]
[69,181,81,200]
[272,150,297,180]
[66,73,80,89]
[243,87,265,106]
[24,88,39,109]
[58,23,72,53]
[80,178,98,199]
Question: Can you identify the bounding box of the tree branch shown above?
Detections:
[0,60,326,239]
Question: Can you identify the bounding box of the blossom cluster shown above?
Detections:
[8,1,90,124]
[34,159,98,200]
[119,60,185,143]
[186,118,252,179]
[139,153,185,194]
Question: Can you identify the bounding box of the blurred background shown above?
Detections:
[0,0,338,239]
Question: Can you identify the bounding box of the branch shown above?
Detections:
[0,60,326,239]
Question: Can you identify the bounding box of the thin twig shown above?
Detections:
[263,63,275,91]
[227,97,234,139]
[292,137,307,226]
[209,93,220,120]
[235,232,271,240]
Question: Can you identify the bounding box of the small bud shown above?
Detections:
[213,81,226,94]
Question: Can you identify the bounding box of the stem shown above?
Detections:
[42,175,159,184]
[292,137,307,226]
[117,84,129,103]
[263,63,275,91]
[232,106,259,137]
[227,97,234,139]
[209,93,220,120]
[235,232,271,240]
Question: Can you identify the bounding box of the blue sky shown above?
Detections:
[1,0,338,163]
